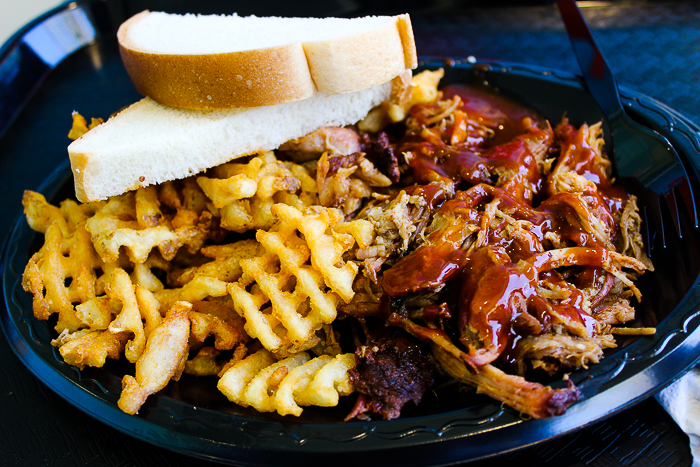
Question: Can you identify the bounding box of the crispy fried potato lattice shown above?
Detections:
[22,192,104,332]
[197,151,318,232]
[118,301,191,415]
[217,349,355,416]
[85,186,215,264]
[228,204,358,353]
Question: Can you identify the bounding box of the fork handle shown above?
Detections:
[556,0,624,122]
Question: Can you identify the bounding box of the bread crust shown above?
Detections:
[117,11,417,109]
[119,12,316,109]
[396,14,418,70]
[303,15,413,95]
[70,150,91,204]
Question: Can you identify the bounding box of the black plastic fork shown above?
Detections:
[556,0,698,254]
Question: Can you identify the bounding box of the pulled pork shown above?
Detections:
[336,80,653,420]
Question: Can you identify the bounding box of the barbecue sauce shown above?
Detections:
[381,83,618,367]
[399,85,552,206]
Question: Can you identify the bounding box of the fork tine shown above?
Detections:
[664,189,682,239]
[677,178,699,229]
[647,195,666,253]
[557,0,698,244]
[642,205,653,258]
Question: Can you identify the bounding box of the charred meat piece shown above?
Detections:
[347,331,435,420]
[362,132,401,184]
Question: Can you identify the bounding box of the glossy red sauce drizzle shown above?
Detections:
[381,84,625,368]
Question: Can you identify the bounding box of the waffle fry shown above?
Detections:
[188,307,247,351]
[74,296,117,330]
[22,191,68,235]
[293,353,356,407]
[55,329,130,370]
[216,198,264,233]
[217,348,277,404]
[25,184,369,420]
[358,68,442,132]
[218,350,355,416]
[67,111,103,140]
[198,152,318,233]
[106,268,147,363]
[217,343,249,377]
[131,262,165,292]
[242,352,310,412]
[191,298,243,322]
[184,347,224,376]
[197,160,261,208]
[85,188,214,264]
[275,355,333,416]
[228,204,358,353]
[118,301,191,415]
[24,184,363,417]
[273,204,357,302]
[135,286,162,338]
[22,217,103,332]
[167,240,262,287]
[284,161,317,200]
[333,219,375,250]
[95,262,120,297]
[159,181,182,210]
[197,152,300,208]
[88,214,213,264]
[155,275,230,312]
[135,185,163,228]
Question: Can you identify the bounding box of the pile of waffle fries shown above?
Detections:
[21,124,389,414]
[18,64,448,416]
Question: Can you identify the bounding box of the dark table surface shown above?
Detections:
[1,1,700,466]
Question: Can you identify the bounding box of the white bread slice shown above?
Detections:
[68,77,402,203]
[118,11,417,109]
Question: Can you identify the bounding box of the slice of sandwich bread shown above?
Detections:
[68,76,404,203]
[118,11,417,109]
